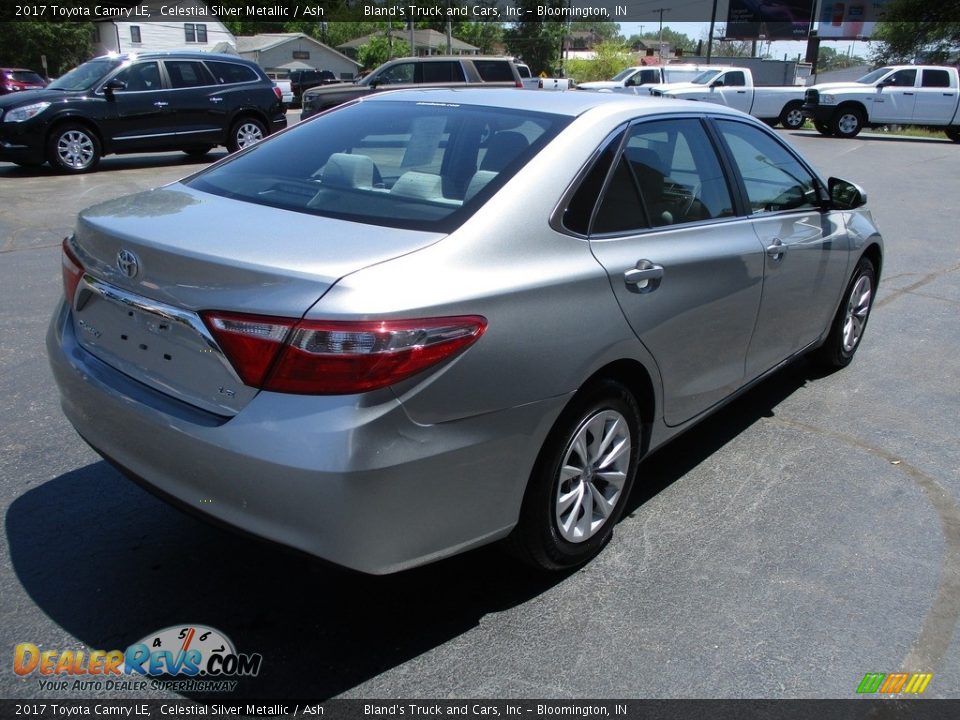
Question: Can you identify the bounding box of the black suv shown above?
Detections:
[0,52,286,173]
[287,69,340,107]
[301,56,523,120]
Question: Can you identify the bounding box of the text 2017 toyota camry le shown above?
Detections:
[48,89,882,574]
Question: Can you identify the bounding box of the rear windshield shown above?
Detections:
[186,100,570,232]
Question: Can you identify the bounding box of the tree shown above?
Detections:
[626,26,696,54]
[565,40,634,83]
[357,36,411,70]
[703,26,755,58]
[0,22,93,76]
[457,21,505,55]
[870,1,960,64]
[504,3,566,75]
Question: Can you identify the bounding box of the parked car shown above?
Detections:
[300,56,523,119]
[516,63,571,91]
[48,90,882,574]
[577,64,703,92]
[0,51,286,172]
[1,68,48,94]
[648,66,808,129]
[803,65,960,140]
[288,68,340,107]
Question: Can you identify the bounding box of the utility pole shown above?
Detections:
[654,8,669,63]
[707,0,718,64]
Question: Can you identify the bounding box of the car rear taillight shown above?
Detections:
[515,79,523,88]
[61,237,84,306]
[272,86,282,101]
[202,313,487,395]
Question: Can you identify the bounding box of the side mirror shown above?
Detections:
[828,177,868,210]
[102,78,126,94]
[877,78,894,88]
[710,80,724,88]
[625,77,637,87]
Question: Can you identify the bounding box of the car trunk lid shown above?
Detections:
[68,183,443,416]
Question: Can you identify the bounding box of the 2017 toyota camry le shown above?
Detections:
[47,89,882,574]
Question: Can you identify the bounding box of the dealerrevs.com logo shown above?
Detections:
[14,625,262,693]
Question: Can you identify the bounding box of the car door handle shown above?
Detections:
[624,260,664,292]
[209,97,223,103]
[903,92,914,96]
[153,101,169,108]
[736,90,746,93]
[944,93,955,96]
[766,238,787,261]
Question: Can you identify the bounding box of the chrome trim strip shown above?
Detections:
[78,274,242,384]
[113,128,214,140]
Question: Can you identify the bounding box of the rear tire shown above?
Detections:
[779,102,805,130]
[47,123,101,173]
[811,256,876,369]
[831,106,865,139]
[509,379,641,571]
[815,120,834,136]
[227,117,266,153]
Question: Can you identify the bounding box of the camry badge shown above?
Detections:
[116,249,139,278]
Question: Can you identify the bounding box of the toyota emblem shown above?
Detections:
[116,249,139,278]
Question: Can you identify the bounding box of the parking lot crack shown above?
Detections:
[767,416,960,674]
[875,262,960,309]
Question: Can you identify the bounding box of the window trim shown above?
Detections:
[184,23,207,44]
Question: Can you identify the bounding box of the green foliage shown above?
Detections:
[870,1,960,64]
[565,40,635,83]
[817,46,867,71]
[357,36,411,70]
[457,21,505,54]
[504,2,566,75]
[0,21,93,76]
[569,21,622,42]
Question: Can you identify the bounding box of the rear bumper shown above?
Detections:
[47,300,563,574]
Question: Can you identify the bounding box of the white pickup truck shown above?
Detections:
[516,63,571,91]
[648,67,808,129]
[803,65,960,141]
[577,64,703,92]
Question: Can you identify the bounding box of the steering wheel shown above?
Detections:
[680,182,702,219]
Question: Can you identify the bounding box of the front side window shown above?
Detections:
[186,101,570,232]
[889,69,917,87]
[375,63,415,85]
[716,120,819,214]
[722,71,746,87]
[591,118,735,235]
[112,61,161,92]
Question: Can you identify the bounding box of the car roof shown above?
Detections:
[363,87,756,120]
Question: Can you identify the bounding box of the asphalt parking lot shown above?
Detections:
[1,122,958,700]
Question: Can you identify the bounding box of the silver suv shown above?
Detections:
[300,56,522,119]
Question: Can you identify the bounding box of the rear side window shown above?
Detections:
[922,69,951,88]
[186,101,570,232]
[422,62,466,83]
[205,61,258,85]
[563,130,624,235]
[590,118,735,234]
[716,120,818,214]
[474,60,515,82]
[165,60,215,88]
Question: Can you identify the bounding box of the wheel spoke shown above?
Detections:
[598,436,629,471]
[589,482,616,519]
[557,486,581,515]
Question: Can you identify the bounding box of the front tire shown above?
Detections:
[510,379,641,571]
[227,117,266,152]
[831,106,865,139]
[47,123,101,173]
[779,102,805,130]
[812,256,876,369]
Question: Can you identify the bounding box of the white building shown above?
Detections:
[92,1,235,57]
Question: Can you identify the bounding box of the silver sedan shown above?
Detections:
[47,89,882,574]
